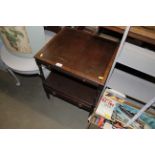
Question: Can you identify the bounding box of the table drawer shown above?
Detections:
[44,85,94,111]
[43,71,101,112]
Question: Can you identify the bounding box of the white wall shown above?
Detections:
[10,26,45,58]
[108,42,155,103]
[118,42,155,77]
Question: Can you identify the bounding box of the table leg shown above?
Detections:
[37,62,45,80]
[89,86,102,115]
[7,68,21,86]
[36,62,50,99]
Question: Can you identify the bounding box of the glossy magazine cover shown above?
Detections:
[96,89,155,129]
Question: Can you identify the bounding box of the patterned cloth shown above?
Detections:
[0,39,7,71]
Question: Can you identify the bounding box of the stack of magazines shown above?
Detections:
[88,89,155,129]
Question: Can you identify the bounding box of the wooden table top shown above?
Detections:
[102,26,155,45]
[35,27,119,86]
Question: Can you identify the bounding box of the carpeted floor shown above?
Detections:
[0,70,88,128]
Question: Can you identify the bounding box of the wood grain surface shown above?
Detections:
[35,27,119,86]
[102,26,155,45]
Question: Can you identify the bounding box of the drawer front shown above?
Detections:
[118,42,155,77]
[44,85,93,112]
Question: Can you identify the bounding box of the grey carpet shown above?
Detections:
[0,70,88,128]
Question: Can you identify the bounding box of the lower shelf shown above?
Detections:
[43,71,101,111]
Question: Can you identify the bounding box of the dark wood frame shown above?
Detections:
[35,27,119,112]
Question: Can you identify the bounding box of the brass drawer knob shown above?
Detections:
[78,104,82,108]
[52,91,56,96]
